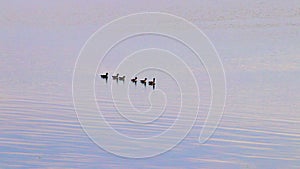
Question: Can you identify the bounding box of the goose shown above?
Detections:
[148,78,156,85]
[119,76,125,81]
[131,77,137,82]
[112,73,119,79]
[100,72,108,79]
[140,78,147,84]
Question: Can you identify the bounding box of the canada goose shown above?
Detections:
[119,76,125,81]
[112,73,119,79]
[131,77,137,82]
[100,72,108,79]
[148,78,156,85]
[140,78,147,84]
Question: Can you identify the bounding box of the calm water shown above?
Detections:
[1,1,300,168]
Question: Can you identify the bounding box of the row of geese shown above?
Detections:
[99,73,156,86]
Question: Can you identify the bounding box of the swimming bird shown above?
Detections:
[131,77,137,83]
[100,72,108,79]
[119,76,125,81]
[140,78,147,84]
[148,78,156,85]
[112,73,119,79]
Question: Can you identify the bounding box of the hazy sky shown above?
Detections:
[1,1,299,92]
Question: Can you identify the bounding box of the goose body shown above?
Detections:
[100,72,108,78]
[119,76,126,81]
[131,77,137,82]
[112,73,119,79]
[140,78,147,84]
[148,78,156,85]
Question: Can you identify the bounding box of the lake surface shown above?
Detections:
[1,1,300,168]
